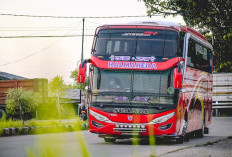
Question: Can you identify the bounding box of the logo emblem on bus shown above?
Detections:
[128,116,133,121]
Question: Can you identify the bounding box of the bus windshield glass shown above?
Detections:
[94,28,178,58]
[92,67,175,105]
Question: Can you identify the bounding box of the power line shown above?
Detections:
[0,19,90,32]
[0,43,57,67]
[0,21,83,66]
[0,26,83,28]
[0,34,94,38]
[0,13,147,19]
[0,28,95,31]
[0,19,94,38]
[0,26,98,28]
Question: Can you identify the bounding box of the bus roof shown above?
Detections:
[96,21,211,46]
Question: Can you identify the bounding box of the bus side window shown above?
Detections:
[187,39,195,67]
[208,50,213,73]
[178,32,185,57]
[195,43,209,72]
[187,38,211,73]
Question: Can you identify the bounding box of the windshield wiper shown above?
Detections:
[93,100,115,104]
[97,91,131,96]
[132,92,174,97]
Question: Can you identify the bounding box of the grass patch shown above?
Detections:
[0,119,24,129]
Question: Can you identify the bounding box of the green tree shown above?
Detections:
[70,69,88,91]
[216,61,232,72]
[142,0,232,72]
[6,87,38,120]
[48,75,67,121]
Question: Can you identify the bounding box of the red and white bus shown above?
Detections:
[78,21,213,143]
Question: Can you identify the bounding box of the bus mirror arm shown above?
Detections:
[81,59,90,68]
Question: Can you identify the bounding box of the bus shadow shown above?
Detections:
[98,135,227,146]
[98,138,176,146]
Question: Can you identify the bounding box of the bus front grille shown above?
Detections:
[114,128,146,133]
[113,123,147,133]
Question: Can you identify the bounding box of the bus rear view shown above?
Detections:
[78,21,213,144]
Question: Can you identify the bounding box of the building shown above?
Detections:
[0,71,27,80]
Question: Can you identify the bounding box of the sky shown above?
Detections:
[0,0,185,84]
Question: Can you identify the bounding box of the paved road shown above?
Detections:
[163,138,232,157]
[0,117,232,157]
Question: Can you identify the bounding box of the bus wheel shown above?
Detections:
[196,121,204,138]
[198,122,205,138]
[176,136,184,144]
[104,136,116,143]
[184,133,190,142]
[204,127,209,134]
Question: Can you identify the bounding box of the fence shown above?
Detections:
[0,79,48,105]
[213,73,232,116]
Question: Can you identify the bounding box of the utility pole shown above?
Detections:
[79,18,85,104]
[81,18,85,61]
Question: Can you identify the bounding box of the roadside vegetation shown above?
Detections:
[0,119,23,129]
[0,75,88,137]
[142,0,232,73]
[0,118,87,136]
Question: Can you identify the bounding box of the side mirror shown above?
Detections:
[173,66,183,89]
[78,63,87,83]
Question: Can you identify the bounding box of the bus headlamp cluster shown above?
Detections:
[89,110,112,123]
[148,112,175,124]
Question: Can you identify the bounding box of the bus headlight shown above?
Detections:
[89,110,112,123]
[148,112,175,124]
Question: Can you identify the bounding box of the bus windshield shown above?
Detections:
[94,29,178,58]
[92,67,176,105]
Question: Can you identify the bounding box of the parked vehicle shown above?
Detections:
[78,21,213,143]
[80,110,87,121]
[78,99,88,121]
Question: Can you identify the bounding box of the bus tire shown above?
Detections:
[199,122,205,138]
[0,108,6,121]
[196,118,205,138]
[204,127,209,134]
[104,136,116,143]
[176,136,184,144]
[184,133,190,142]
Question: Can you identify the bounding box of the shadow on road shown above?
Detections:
[95,135,229,146]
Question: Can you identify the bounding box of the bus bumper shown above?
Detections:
[89,119,177,138]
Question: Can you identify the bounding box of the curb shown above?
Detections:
[1,123,89,136]
[159,136,232,157]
